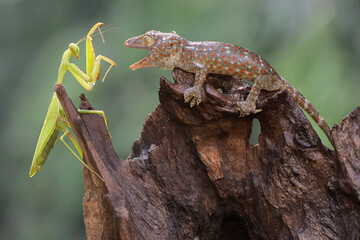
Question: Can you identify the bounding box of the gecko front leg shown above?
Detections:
[184,62,208,107]
[237,75,264,117]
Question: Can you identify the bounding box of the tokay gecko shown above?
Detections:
[124,30,333,144]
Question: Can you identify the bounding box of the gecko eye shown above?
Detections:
[142,35,153,47]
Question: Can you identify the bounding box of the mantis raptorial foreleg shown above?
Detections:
[56,22,117,90]
[29,22,117,179]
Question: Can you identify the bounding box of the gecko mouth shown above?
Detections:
[124,39,152,70]
[128,56,151,70]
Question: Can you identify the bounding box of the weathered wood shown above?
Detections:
[54,68,360,240]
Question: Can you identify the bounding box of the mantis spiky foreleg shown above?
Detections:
[29,23,117,179]
[56,22,117,90]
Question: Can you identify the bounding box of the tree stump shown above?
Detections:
[54,68,360,240]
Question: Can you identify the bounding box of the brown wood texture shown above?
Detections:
[54,68,360,240]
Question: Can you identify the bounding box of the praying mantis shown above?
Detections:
[29,22,117,179]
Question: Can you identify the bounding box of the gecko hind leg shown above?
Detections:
[236,75,265,117]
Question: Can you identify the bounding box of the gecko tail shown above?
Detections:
[282,80,333,145]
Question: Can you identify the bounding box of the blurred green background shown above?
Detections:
[1,0,359,239]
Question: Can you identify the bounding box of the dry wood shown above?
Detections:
[54,68,360,240]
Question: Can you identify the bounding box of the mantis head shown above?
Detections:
[124,30,183,70]
[69,43,80,60]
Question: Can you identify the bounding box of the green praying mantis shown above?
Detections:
[29,22,117,179]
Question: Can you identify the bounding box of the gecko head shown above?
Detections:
[124,30,182,70]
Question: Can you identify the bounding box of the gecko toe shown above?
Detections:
[237,101,260,117]
[184,86,203,107]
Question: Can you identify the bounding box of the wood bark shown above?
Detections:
[54,68,360,240]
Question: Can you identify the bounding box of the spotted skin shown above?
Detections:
[124,30,332,143]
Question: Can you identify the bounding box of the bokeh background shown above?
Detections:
[1,0,359,239]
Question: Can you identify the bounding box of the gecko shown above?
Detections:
[124,30,333,144]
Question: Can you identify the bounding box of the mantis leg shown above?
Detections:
[59,128,104,181]
[91,55,117,83]
[66,53,117,91]
[84,23,117,84]
[78,109,111,139]
[59,22,117,91]
[66,63,93,91]
[85,22,105,75]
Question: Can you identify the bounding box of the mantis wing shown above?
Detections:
[29,93,61,177]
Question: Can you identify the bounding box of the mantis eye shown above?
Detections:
[142,35,153,47]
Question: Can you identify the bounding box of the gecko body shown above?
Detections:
[124,31,332,143]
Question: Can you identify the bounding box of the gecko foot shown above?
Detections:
[184,86,203,107]
[236,101,262,117]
